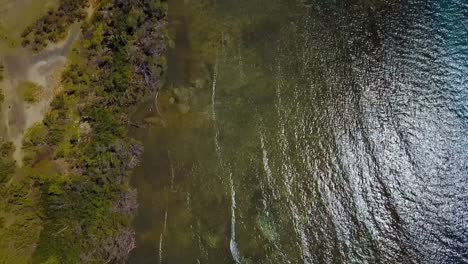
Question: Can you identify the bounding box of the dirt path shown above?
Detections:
[1,25,80,166]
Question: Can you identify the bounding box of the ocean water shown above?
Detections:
[130,0,468,263]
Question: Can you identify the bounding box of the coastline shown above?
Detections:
[0,0,168,262]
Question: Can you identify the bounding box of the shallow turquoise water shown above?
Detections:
[130,0,468,263]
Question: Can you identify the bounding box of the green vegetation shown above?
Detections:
[0,0,58,52]
[21,0,88,52]
[0,140,43,264]
[0,142,15,184]
[0,181,43,263]
[22,123,48,166]
[0,0,167,262]
[0,62,4,82]
[0,63,4,103]
[0,87,4,104]
[19,0,167,262]
[17,81,43,103]
[0,13,47,259]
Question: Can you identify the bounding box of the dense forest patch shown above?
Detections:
[21,0,89,52]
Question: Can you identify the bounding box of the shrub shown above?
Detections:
[17,81,43,103]
[0,141,16,184]
[0,63,4,82]
[20,0,88,52]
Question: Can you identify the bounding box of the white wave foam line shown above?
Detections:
[260,132,278,199]
[158,232,163,264]
[211,56,222,159]
[168,150,175,190]
[238,41,246,83]
[158,150,176,262]
[211,55,219,121]
[209,46,240,262]
[158,207,168,263]
[229,171,241,263]
[194,233,209,261]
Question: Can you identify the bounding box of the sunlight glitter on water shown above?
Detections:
[130,0,468,263]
